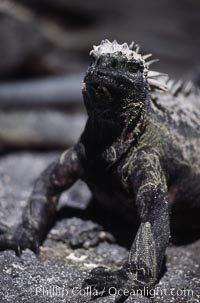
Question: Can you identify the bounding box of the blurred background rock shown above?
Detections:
[0,0,200,150]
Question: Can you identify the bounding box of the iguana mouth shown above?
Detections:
[85,67,134,92]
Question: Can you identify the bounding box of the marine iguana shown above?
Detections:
[0,40,200,300]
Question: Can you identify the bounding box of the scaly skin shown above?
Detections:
[0,40,199,300]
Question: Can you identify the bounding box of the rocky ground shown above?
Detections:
[0,153,199,303]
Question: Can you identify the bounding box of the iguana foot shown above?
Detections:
[82,266,131,299]
[0,222,40,255]
[82,263,155,301]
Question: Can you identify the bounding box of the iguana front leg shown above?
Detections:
[0,144,83,253]
[83,151,170,299]
[126,151,170,289]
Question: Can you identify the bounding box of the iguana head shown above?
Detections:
[82,39,166,121]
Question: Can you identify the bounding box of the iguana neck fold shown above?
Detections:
[81,94,150,164]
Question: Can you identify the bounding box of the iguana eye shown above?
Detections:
[95,57,102,66]
[127,62,139,73]
[111,58,118,68]
[89,54,96,66]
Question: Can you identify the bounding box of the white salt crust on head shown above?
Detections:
[90,39,143,61]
